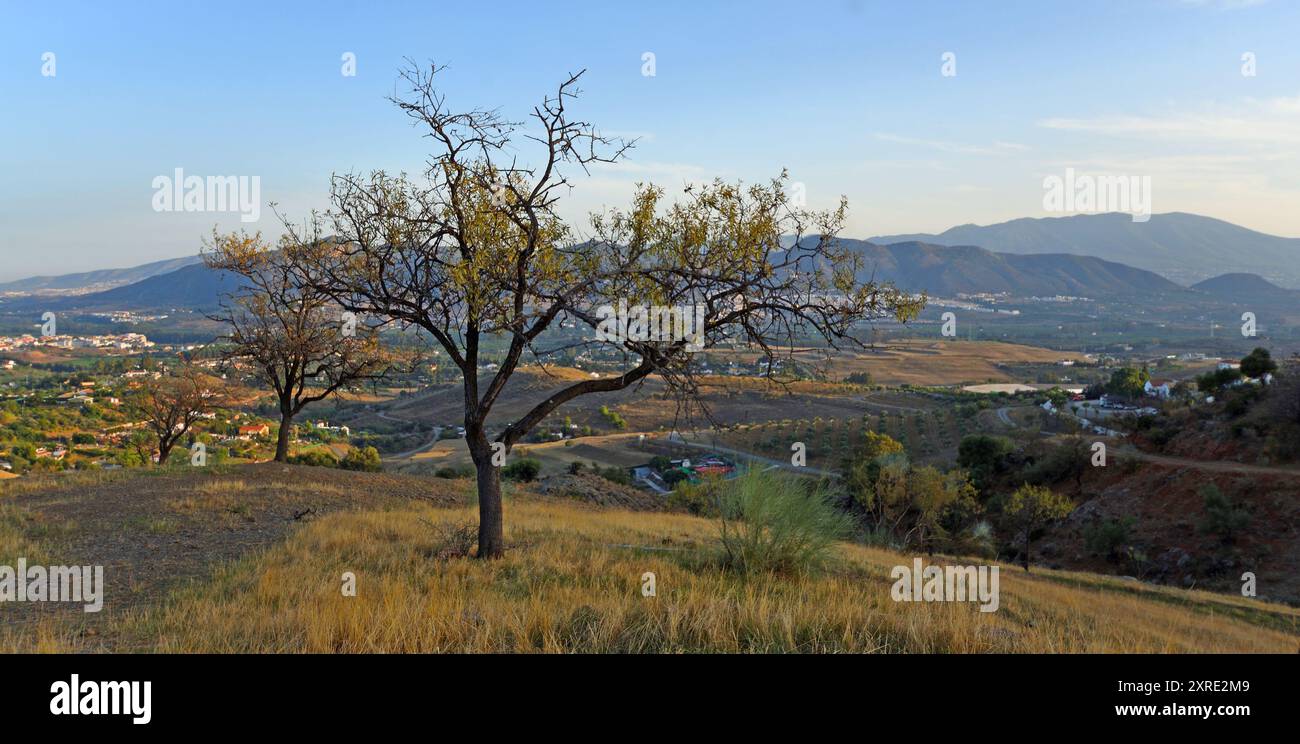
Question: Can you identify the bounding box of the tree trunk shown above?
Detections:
[157,440,173,466]
[275,411,294,462]
[467,428,505,559]
[474,454,505,558]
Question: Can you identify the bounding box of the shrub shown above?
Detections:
[598,405,627,429]
[1197,484,1249,542]
[501,458,541,482]
[340,446,382,472]
[594,465,632,486]
[434,465,474,479]
[288,450,340,468]
[421,519,478,560]
[1083,516,1135,560]
[957,434,1014,492]
[717,469,852,574]
[666,480,721,517]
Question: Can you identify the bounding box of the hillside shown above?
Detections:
[837,239,1186,298]
[871,212,1300,288]
[2,465,1296,652]
[1192,273,1300,306]
[2,262,237,313]
[0,255,203,295]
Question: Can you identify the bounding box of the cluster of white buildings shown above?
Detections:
[0,332,154,352]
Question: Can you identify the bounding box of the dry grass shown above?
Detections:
[99,500,1299,653]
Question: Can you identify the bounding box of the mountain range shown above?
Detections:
[1,213,1296,314]
[0,255,204,295]
[871,212,1300,288]
[833,239,1186,298]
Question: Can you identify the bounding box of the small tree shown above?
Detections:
[904,465,975,554]
[204,231,395,462]
[957,434,1014,492]
[129,365,223,466]
[288,63,923,558]
[1106,367,1149,400]
[340,445,383,472]
[1003,483,1073,572]
[1240,347,1277,379]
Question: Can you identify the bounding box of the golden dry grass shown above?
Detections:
[95,500,1300,653]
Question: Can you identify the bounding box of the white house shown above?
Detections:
[1143,379,1172,399]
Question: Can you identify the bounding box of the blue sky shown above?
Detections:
[2,0,1298,281]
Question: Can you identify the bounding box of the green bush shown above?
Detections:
[434,465,474,479]
[1083,516,1135,560]
[594,465,632,486]
[1197,484,1249,542]
[340,446,382,472]
[501,458,541,482]
[666,480,721,517]
[717,469,852,574]
[288,450,340,468]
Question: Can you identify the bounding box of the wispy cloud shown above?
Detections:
[1038,94,1300,145]
[872,133,1029,156]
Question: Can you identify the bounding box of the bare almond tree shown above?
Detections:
[130,364,224,466]
[203,231,395,462]
[287,62,923,558]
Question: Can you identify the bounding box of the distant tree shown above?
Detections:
[1240,347,1277,379]
[1044,387,1070,407]
[845,431,908,516]
[1196,366,1243,395]
[1003,483,1073,572]
[956,434,1014,492]
[1106,367,1149,399]
[285,63,924,557]
[340,445,383,472]
[204,231,396,462]
[844,371,873,385]
[129,364,224,466]
[904,465,976,554]
[1028,437,1090,492]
